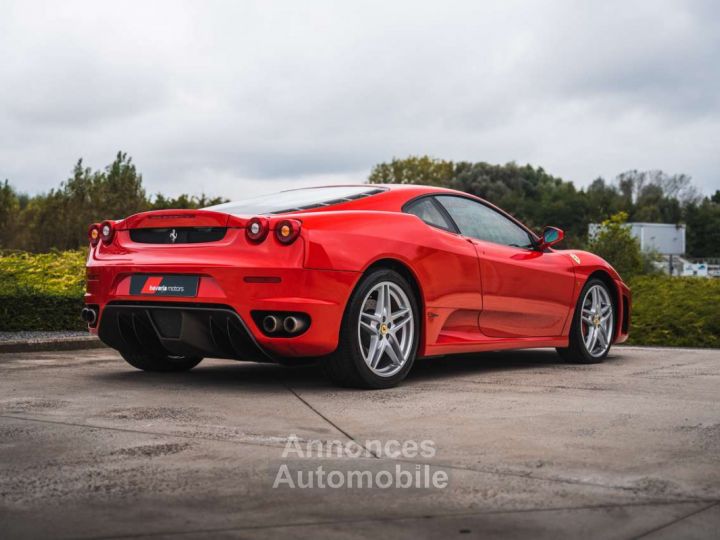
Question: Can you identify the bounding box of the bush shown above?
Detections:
[0,250,86,331]
[587,212,644,281]
[0,295,85,331]
[627,276,720,348]
[0,250,85,296]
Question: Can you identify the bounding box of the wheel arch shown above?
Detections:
[586,269,623,342]
[356,258,426,352]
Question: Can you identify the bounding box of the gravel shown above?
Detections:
[0,331,92,342]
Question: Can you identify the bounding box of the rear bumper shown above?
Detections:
[98,302,273,362]
[86,263,360,358]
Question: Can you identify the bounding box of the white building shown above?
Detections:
[588,221,705,277]
[588,222,686,255]
[628,223,686,255]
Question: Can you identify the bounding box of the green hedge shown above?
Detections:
[0,295,86,331]
[0,250,85,296]
[0,250,86,331]
[1,250,718,348]
[627,275,720,348]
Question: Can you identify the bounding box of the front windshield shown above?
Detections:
[207,186,385,215]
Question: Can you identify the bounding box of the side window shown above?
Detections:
[404,197,454,231]
[436,196,533,248]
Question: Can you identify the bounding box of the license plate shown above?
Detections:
[130,275,199,297]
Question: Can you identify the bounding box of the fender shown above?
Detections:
[563,249,631,343]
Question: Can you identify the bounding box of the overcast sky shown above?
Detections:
[1,0,718,200]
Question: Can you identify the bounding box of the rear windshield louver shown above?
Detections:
[130,227,227,244]
[270,188,387,214]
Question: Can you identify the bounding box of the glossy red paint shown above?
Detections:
[85,184,630,359]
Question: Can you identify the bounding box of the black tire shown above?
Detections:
[119,350,203,372]
[323,269,420,389]
[557,278,615,364]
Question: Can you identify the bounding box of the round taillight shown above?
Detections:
[246,217,269,243]
[275,219,301,244]
[88,223,100,246]
[100,220,114,244]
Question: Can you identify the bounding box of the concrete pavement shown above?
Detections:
[1,346,718,539]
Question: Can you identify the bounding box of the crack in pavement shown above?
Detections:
[0,414,304,452]
[281,380,381,459]
[632,501,719,539]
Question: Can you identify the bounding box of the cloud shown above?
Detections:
[0,0,718,200]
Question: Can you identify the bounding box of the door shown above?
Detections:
[435,195,575,338]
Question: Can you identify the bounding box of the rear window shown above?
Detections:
[207,186,386,215]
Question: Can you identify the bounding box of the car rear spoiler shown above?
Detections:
[119,209,248,229]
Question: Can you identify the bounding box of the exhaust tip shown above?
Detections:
[262,315,281,334]
[81,307,97,325]
[283,316,306,334]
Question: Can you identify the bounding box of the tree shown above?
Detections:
[150,193,227,210]
[615,170,700,206]
[633,183,682,223]
[0,180,20,248]
[20,153,149,251]
[2,152,226,252]
[587,212,644,280]
[585,177,621,214]
[368,156,454,186]
[98,151,148,220]
[685,198,720,258]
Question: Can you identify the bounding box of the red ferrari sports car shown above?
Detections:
[84,184,630,388]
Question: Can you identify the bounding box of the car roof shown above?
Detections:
[211,184,464,216]
[288,184,463,213]
[280,184,538,239]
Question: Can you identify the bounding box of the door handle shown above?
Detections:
[465,237,485,255]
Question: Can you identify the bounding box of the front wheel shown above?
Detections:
[557,278,615,364]
[323,269,420,389]
[119,350,203,372]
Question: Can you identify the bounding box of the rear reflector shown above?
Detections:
[243,276,282,284]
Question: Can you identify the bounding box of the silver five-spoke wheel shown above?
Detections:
[580,284,613,357]
[358,281,414,377]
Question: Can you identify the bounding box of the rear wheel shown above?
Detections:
[557,279,615,364]
[119,350,203,372]
[323,269,419,389]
